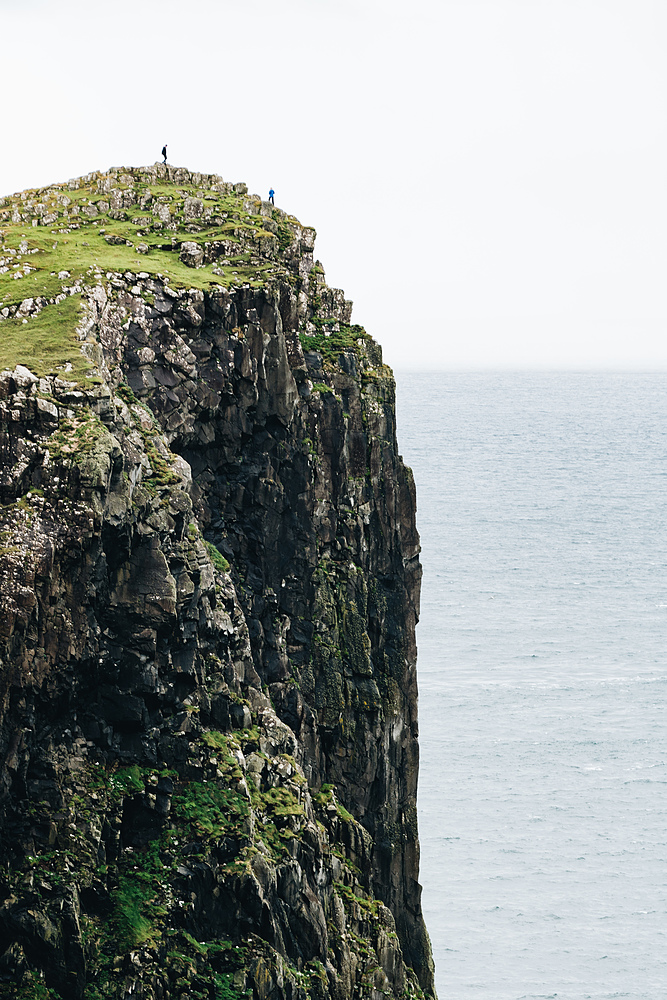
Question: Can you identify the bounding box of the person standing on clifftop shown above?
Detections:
[162,145,167,164]
[269,187,275,205]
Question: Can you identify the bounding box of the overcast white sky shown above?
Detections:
[2,0,666,370]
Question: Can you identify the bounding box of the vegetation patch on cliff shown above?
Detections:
[299,324,371,364]
[0,294,96,383]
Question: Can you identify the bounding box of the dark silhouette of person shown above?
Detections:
[269,188,275,205]
[162,145,167,164]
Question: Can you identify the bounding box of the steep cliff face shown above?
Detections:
[0,165,434,1000]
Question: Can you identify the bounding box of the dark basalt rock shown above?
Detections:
[0,166,435,1000]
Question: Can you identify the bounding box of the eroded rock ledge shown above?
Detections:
[0,166,434,1000]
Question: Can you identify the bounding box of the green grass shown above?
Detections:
[0,177,290,312]
[212,972,247,1000]
[110,765,147,795]
[110,841,168,950]
[245,775,305,856]
[112,876,157,949]
[300,323,372,362]
[0,223,258,305]
[312,782,355,822]
[201,731,244,775]
[0,294,96,382]
[205,539,230,572]
[172,781,249,839]
[142,436,181,491]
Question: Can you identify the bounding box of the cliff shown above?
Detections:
[0,165,434,1000]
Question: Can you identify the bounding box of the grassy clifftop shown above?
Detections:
[0,164,321,380]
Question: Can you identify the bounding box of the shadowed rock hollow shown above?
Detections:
[0,164,435,1000]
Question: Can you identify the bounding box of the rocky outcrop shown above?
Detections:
[0,166,434,1000]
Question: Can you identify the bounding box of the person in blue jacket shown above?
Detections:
[269,188,275,205]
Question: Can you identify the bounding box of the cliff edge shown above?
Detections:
[0,165,435,1000]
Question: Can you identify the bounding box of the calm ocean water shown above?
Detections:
[395,372,667,1000]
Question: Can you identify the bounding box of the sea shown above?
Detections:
[394,372,667,1000]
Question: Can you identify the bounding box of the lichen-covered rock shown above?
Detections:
[0,167,435,1000]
